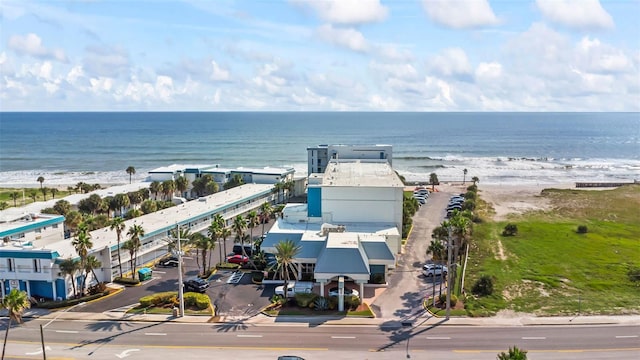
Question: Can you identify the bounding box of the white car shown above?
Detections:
[328,287,359,297]
[423,264,448,277]
[275,281,313,298]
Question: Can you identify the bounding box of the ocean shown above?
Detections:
[0,112,638,187]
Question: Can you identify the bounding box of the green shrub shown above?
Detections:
[37,291,108,309]
[463,199,476,211]
[466,184,477,192]
[139,291,178,307]
[216,262,241,270]
[114,276,140,285]
[627,266,640,282]
[327,296,338,310]
[294,293,318,308]
[577,225,588,234]
[472,275,494,296]
[88,282,107,295]
[345,295,361,310]
[252,271,264,282]
[184,292,210,310]
[464,191,476,200]
[497,346,528,360]
[270,294,285,305]
[438,293,458,307]
[314,297,329,311]
[502,223,518,236]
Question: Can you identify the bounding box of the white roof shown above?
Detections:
[322,160,404,188]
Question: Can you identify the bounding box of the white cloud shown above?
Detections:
[536,0,614,30]
[210,61,231,81]
[291,87,327,106]
[369,94,403,110]
[89,77,114,94]
[428,48,473,79]
[421,0,499,29]
[292,0,388,25]
[576,37,633,73]
[369,62,419,81]
[316,24,369,52]
[83,45,130,78]
[475,62,502,82]
[66,65,85,85]
[7,33,67,62]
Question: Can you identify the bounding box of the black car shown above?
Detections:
[183,278,209,293]
[158,256,179,267]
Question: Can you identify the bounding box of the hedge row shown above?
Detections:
[36,291,109,309]
[139,291,210,310]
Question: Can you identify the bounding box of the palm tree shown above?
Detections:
[84,255,102,289]
[497,346,528,360]
[427,239,446,262]
[167,226,191,254]
[220,226,232,261]
[208,221,222,267]
[463,168,468,184]
[429,173,439,191]
[273,239,302,297]
[0,201,8,210]
[50,187,59,199]
[9,191,20,207]
[72,223,93,295]
[29,189,38,203]
[472,176,479,186]
[162,180,176,200]
[127,224,145,278]
[59,258,79,297]
[126,166,136,184]
[64,210,83,236]
[110,217,126,277]
[41,186,49,200]
[190,232,211,274]
[232,214,248,259]
[149,181,162,200]
[37,176,45,189]
[113,193,130,217]
[259,202,273,237]
[246,211,260,269]
[1,289,31,359]
[121,240,137,279]
[175,176,189,198]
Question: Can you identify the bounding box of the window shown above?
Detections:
[33,259,41,273]
[53,224,59,229]
[7,259,15,272]
[36,228,42,233]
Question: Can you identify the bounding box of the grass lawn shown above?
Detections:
[0,187,75,208]
[465,185,640,316]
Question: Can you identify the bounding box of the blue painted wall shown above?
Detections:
[307,187,322,217]
[55,279,66,300]
[30,281,54,299]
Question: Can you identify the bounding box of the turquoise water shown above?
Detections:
[1,112,638,185]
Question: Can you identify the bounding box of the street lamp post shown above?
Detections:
[446,227,452,320]
[176,223,185,317]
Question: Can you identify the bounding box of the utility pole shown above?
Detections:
[446,226,452,320]
[176,223,185,317]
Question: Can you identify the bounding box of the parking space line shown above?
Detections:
[331,336,356,339]
[237,334,262,338]
[522,337,546,340]
[55,330,78,334]
[426,336,451,340]
[145,333,167,336]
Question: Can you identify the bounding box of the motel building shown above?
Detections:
[0,162,299,300]
[260,159,404,299]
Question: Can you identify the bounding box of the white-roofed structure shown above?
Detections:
[261,158,403,299]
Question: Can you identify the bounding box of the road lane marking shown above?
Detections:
[331,336,356,339]
[616,335,638,338]
[237,334,263,338]
[55,330,78,334]
[426,336,451,340]
[144,333,166,336]
[522,337,546,340]
[25,346,51,355]
[115,349,140,358]
[153,271,166,274]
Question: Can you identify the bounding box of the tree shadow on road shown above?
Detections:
[376,316,447,353]
[84,320,136,332]
[70,320,169,355]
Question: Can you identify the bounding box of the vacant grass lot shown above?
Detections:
[465,185,640,316]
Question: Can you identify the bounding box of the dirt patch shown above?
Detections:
[495,239,507,261]
[481,184,574,220]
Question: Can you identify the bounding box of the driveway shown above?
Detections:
[370,190,451,320]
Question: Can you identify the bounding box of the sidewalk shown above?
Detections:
[13,307,640,327]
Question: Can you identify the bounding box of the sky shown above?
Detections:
[1,0,639,112]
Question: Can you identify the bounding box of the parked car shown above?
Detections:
[328,287,359,297]
[227,254,250,264]
[423,264,448,277]
[414,189,429,196]
[275,281,313,297]
[157,256,179,267]
[233,244,253,257]
[183,278,209,293]
[414,197,426,205]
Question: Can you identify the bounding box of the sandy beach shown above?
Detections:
[416,182,577,221]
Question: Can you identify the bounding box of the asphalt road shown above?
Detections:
[3,319,639,360]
